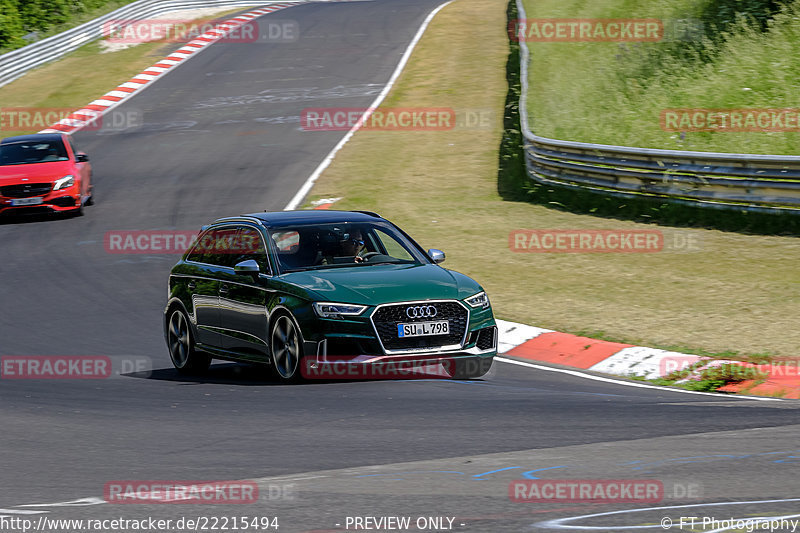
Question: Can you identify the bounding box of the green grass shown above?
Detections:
[628,361,770,393]
[521,0,800,155]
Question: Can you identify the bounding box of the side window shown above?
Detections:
[186,227,240,268]
[232,226,270,274]
[374,229,414,261]
[271,231,300,253]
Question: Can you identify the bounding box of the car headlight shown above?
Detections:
[313,302,368,319]
[53,175,74,191]
[465,291,490,309]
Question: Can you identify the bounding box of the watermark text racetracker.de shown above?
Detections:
[509,229,702,253]
[104,228,261,255]
[661,355,800,379]
[300,107,494,131]
[661,108,800,132]
[509,18,663,42]
[0,356,152,379]
[103,480,295,503]
[102,18,298,43]
[0,107,142,133]
[301,358,488,380]
[511,479,702,504]
[510,480,663,503]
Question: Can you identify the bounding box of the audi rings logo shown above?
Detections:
[406,305,437,319]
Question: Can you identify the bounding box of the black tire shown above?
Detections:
[451,357,493,379]
[167,308,211,374]
[270,312,304,383]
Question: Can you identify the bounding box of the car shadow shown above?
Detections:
[121,361,474,386]
[0,211,77,225]
[122,362,286,386]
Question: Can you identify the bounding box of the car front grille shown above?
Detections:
[1,183,52,198]
[371,301,468,353]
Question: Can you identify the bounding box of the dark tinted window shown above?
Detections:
[186,227,241,268]
[231,226,270,274]
[271,222,424,271]
[0,139,69,165]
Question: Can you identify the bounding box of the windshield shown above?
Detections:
[271,222,427,272]
[0,139,69,165]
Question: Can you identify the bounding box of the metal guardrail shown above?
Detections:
[0,0,274,88]
[514,0,800,213]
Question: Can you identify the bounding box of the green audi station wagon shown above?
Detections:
[164,210,497,382]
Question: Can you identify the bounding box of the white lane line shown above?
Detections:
[255,475,328,482]
[283,0,455,210]
[17,497,105,507]
[495,357,784,401]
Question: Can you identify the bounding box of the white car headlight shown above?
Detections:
[53,175,75,191]
[313,302,368,319]
[465,291,490,309]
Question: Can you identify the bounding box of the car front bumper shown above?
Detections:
[0,187,81,214]
[298,299,498,378]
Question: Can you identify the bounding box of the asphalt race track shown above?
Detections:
[2,1,800,532]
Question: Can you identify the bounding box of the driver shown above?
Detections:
[341,229,367,262]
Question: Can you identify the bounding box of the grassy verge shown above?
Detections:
[521,0,800,155]
[627,369,767,394]
[304,0,800,359]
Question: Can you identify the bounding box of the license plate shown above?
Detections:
[11,197,43,206]
[397,321,449,338]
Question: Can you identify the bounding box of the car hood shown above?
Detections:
[0,161,73,184]
[278,263,483,305]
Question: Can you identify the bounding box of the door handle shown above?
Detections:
[188,281,196,291]
[219,285,229,295]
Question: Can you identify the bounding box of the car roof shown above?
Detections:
[1,133,65,145]
[229,210,385,228]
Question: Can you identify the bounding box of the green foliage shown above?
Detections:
[700,0,790,33]
[0,0,134,53]
[613,0,793,92]
[627,362,768,394]
[0,0,25,50]
[678,378,728,391]
[699,362,768,382]
[18,0,72,32]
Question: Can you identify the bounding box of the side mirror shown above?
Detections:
[234,259,260,276]
[76,153,89,162]
[427,249,445,264]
